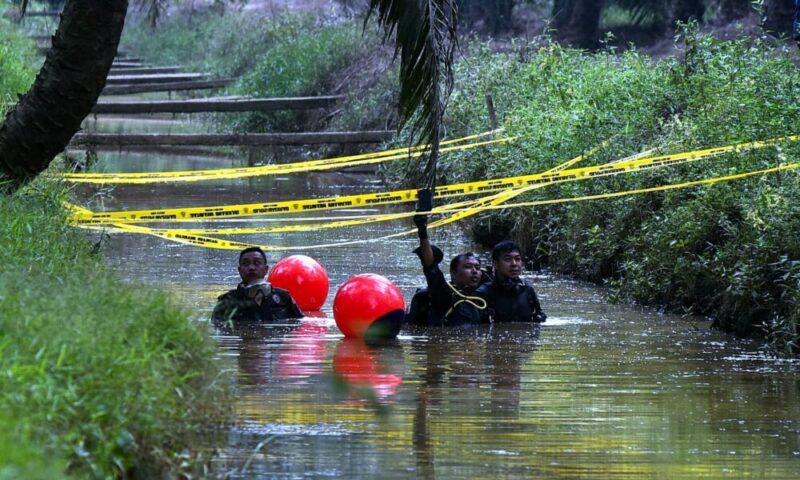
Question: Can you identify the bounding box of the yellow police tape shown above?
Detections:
[77,142,604,235]
[80,162,800,251]
[62,129,510,184]
[70,134,800,225]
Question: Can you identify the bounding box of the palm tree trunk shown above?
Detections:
[762,0,796,36]
[719,0,753,20]
[672,0,705,23]
[552,0,605,50]
[0,0,128,191]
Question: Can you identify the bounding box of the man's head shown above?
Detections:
[491,241,523,281]
[449,252,482,290]
[238,247,268,285]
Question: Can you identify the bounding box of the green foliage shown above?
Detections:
[0,16,36,107]
[0,182,228,477]
[227,21,364,132]
[438,31,800,354]
[122,10,318,79]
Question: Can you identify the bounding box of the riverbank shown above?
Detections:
[0,17,229,478]
[428,30,800,355]
[118,6,800,355]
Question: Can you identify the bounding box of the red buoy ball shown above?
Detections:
[333,274,405,341]
[268,255,330,311]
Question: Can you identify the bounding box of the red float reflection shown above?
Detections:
[275,316,331,381]
[332,338,404,401]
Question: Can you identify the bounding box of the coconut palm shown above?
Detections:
[0,0,457,194]
[0,0,127,191]
[366,0,457,189]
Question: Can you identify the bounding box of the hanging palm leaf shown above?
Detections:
[366,0,458,190]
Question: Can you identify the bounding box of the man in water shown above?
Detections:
[212,247,303,324]
[476,240,546,323]
[405,213,487,326]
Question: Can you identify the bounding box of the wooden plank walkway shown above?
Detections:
[91,96,345,114]
[110,62,144,69]
[105,73,208,85]
[108,66,183,75]
[102,78,234,95]
[22,11,60,17]
[70,131,394,147]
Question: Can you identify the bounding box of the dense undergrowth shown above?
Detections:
[420,31,800,355]
[122,7,398,134]
[0,18,228,478]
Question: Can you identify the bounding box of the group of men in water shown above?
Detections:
[212,212,546,326]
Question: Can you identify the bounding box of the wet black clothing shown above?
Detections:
[476,277,546,323]
[405,245,484,327]
[212,282,303,324]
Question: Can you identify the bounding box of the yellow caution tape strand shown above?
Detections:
[62,130,509,184]
[75,142,602,245]
[85,162,800,250]
[70,134,800,225]
[73,141,600,235]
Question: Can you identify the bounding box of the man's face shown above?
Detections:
[238,251,268,285]
[452,255,482,290]
[493,250,523,281]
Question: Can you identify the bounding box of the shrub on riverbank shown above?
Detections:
[430,32,800,354]
[0,183,228,476]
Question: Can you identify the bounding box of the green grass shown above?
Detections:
[1,16,228,477]
[0,15,37,108]
[421,30,800,354]
[0,182,229,477]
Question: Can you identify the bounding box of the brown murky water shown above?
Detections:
[75,115,800,479]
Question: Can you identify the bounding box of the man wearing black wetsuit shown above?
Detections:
[405,214,486,326]
[476,240,546,323]
[212,247,303,324]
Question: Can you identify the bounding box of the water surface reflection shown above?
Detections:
[76,131,800,479]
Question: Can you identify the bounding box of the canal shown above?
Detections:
[74,115,800,479]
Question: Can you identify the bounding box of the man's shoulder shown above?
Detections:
[270,286,298,304]
[475,281,495,295]
[217,287,241,301]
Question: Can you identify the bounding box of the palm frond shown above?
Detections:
[366,0,458,190]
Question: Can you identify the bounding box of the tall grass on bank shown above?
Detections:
[0,183,228,477]
[0,15,37,110]
[412,32,800,354]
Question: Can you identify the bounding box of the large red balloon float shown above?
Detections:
[268,255,330,311]
[333,273,405,341]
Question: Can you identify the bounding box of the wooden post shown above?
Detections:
[485,93,499,131]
